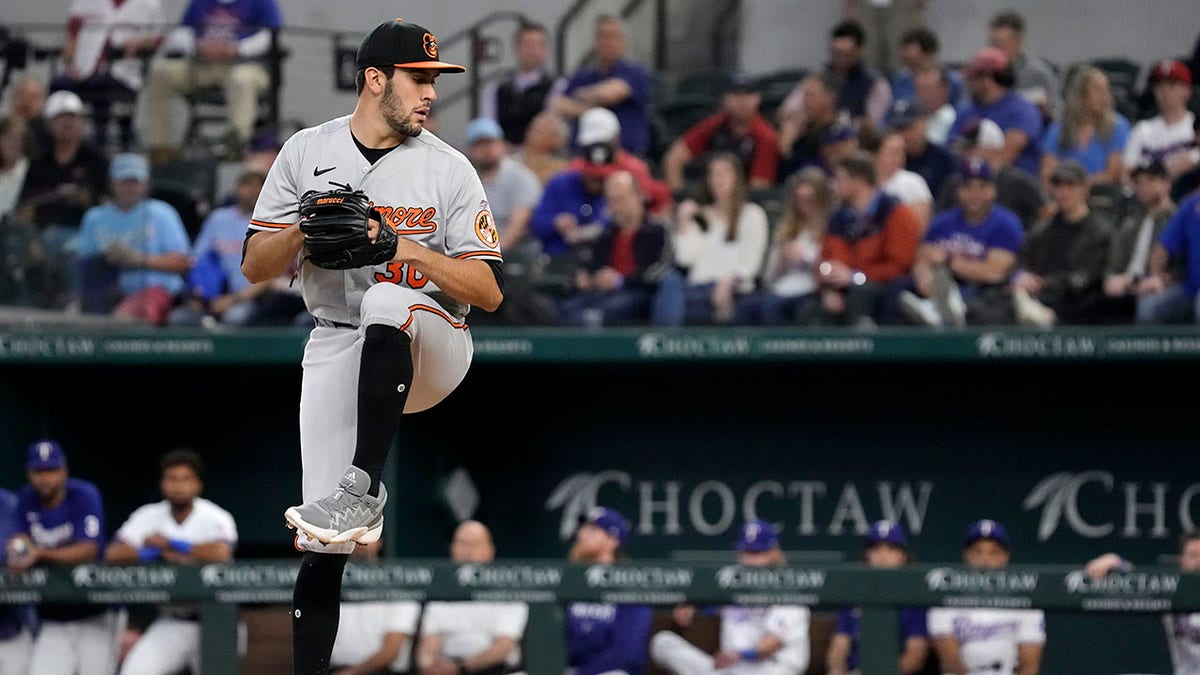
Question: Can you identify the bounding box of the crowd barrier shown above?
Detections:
[1,324,1200,365]
[2,560,1195,674]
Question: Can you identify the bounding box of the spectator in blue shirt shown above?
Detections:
[530,140,620,278]
[948,46,1044,180]
[1039,64,1131,190]
[550,15,654,157]
[564,507,652,675]
[1138,191,1200,324]
[827,520,929,675]
[168,168,309,327]
[75,152,192,325]
[901,157,1024,327]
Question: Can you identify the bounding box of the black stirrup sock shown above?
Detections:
[351,324,413,496]
[291,551,350,675]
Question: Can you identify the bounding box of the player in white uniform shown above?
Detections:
[650,520,810,675]
[104,449,238,675]
[927,520,1045,675]
[416,520,529,674]
[1085,529,1200,674]
[241,17,503,675]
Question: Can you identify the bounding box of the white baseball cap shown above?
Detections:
[43,90,85,119]
[976,118,1005,149]
[577,107,620,146]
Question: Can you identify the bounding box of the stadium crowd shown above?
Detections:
[1,5,1200,329]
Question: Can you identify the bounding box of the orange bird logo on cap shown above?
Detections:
[423,33,438,59]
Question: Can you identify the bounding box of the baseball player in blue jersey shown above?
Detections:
[826,520,929,675]
[0,485,37,673]
[8,440,124,675]
[565,507,653,675]
[241,17,503,675]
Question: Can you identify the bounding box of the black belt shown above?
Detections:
[314,317,357,329]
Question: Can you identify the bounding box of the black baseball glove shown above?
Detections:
[297,187,398,270]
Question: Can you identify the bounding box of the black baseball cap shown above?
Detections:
[356,19,466,73]
[1050,159,1088,185]
[1131,157,1169,179]
[887,99,925,130]
[724,72,758,93]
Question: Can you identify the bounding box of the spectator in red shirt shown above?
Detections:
[565,106,673,215]
[818,150,923,326]
[662,72,781,195]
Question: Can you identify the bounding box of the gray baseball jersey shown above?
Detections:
[250,114,503,323]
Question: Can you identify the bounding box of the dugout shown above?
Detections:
[0,324,1197,672]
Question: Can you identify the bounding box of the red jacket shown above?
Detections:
[821,192,921,282]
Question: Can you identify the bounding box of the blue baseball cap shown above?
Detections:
[866,519,908,548]
[579,506,630,545]
[724,72,759,93]
[822,117,858,144]
[736,519,780,552]
[965,519,1010,549]
[110,152,149,182]
[26,439,66,470]
[959,156,994,182]
[465,117,504,145]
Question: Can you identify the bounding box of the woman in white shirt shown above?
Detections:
[875,130,933,231]
[672,152,770,324]
[736,166,833,325]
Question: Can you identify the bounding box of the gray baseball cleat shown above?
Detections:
[285,465,386,544]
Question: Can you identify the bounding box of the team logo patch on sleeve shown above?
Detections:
[475,209,499,248]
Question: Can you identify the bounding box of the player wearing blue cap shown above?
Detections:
[927,519,1045,675]
[564,506,653,675]
[826,519,929,675]
[7,440,124,675]
[650,519,810,674]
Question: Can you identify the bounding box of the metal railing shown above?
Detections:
[432,10,532,117]
[554,0,668,77]
[2,559,1196,674]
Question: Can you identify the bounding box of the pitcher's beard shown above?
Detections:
[381,84,425,138]
[388,115,424,138]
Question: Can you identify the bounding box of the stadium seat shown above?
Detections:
[181,29,288,157]
[149,158,218,241]
[657,93,719,144]
[756,67,807,122]
[673,69,735,102]
[1090,56,1142,120]
[749,184,788,229]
